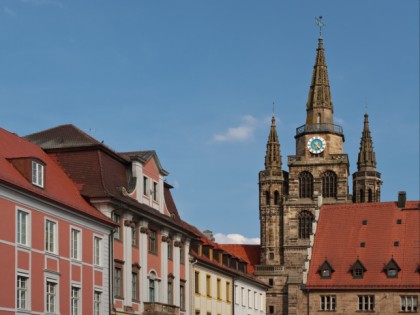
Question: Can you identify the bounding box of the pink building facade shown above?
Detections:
[0,128,116,315]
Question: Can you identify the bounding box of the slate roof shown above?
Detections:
[0,128,115,225]
[218,244,261,274]
[306,201,420,289]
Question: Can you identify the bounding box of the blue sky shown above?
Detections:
[1,0,418,243]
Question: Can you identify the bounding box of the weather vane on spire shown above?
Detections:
[315,16,325,37]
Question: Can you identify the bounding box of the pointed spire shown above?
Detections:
[357,113,377,171]
[265,115,282,171]
[306,37,334,125]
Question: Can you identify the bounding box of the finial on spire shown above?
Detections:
[315,16,325,38]
[364,97,368,114]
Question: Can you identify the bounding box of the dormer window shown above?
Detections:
[32,161,44,187]
[350,259,367,279]
[318,260,334,279]
[384,258,401,278]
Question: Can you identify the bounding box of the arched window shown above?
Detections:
[299,211,314,239]
[360,189,365,202]
[368,189,373,203]
[265,191,270,205]
[149,271,157,302]
[274,191,280,205]
[299,172,313,198]
[322,171,337,198]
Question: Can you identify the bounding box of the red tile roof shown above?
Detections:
[0,128,115,225]
[306,201,420,289]
[218,244,261,274]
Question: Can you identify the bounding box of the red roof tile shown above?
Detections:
[0,128,115,225]
[306,201,420,289]
[218,244,261,274]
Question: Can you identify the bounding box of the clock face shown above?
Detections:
[307,136,326,154]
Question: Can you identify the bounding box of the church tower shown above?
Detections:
[352,113,382,202]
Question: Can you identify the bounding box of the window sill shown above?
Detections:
[45,251,59,258]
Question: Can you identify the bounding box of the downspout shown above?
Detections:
[109,228,115,315]
[306,289,310,315]
[232,277,236,315]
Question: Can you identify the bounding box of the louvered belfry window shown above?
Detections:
[299,211,314,239]
[322,171,337,198]
[299,172,313,198]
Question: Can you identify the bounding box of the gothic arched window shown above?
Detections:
[274,191,280,205]
[299,211,314,239]
[322,171,337,198]
[299,172,314,198]
[368,189,373,203]
[265,191,270,205]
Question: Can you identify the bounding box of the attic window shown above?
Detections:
[384,258,401,278]
[32,161,44,188]
[360,242,365,248]
[394,241,399,247]
[362,220,367,225]
[350,259,367,279]
[397,219,402,224]
[318,260,334,279]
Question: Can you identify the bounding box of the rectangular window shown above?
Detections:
[45,219,56,253]
[180,245,185,264]
[168,281,173,304]
[46,281,56,313]
[114,267,122,297]
[149,279,155,302]
[153,182,158,201]
[71,229,81,260]
[131,224,137,246]
[226,282,230,302]
[17,210,29,246]
[148,230,157,254]
[17,275,28,310]
[94,237,101,266]
[132,272,138,301]
[401,295,418,312]
[32,161,44,187]
[168,240,173,260]
[217,278,221,300]
[112,213,121,240]
[358,295,374,311]
[320,295,336,311]
[235,285,239,305]
[206,275,211,297]
[143,176,148,196]
[180,283,186,310]
[269,305,274,314]
[71,287,80,315]
[94,291,101,315]
[195,271,200,294]
[242,287,245,306]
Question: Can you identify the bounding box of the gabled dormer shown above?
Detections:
[8,157,46,188]
[349,258,367,279]
[384,258,401,278]
[318,259,334,279]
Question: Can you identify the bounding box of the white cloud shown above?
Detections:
[214,233,260,244]
[3,6,16,16]
[213,115,258,142]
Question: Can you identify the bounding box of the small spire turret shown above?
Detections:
[357,113,376,171]
[264,115,282,171]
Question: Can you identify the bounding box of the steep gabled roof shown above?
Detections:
[218,244,261,274]
[0,128,115,226]
[306,201,420,289]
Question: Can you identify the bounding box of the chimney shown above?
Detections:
[397,191,406,209]
[202,230,215,242]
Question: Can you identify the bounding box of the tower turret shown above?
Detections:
[353,113,382,203]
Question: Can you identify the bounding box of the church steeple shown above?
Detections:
[306,37,334,126]
[357,113,376,171]
[265,115,282,171]
[353,112,382,203]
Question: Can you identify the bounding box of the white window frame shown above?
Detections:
[45,277,59,314]
[45,219,58,254]
[71,286,80,315]
[32,161,44,188]
[17,209,30,247]
[320,295,336,311]
[401,295,418,312]
[112,212,121,240]
[93,236,102,266]
[70,228,82,260]
[143,176,149,196]
[152,181,158,202]
[17,273,30,310]
[358,295,375,311]
[94,290,102,315]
